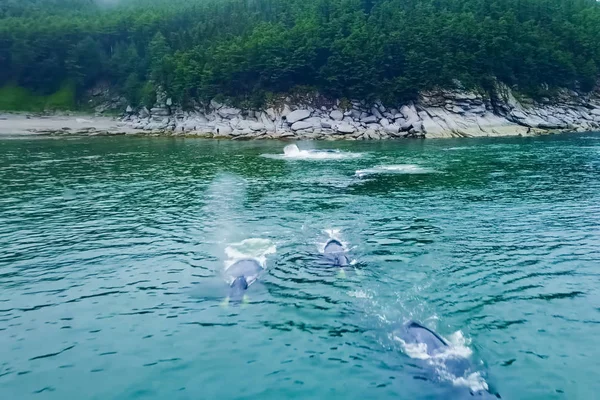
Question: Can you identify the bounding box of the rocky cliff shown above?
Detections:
[119,84,600,140]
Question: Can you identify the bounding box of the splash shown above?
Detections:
[262,144,363,160]
[319,228,347,253]
[355,164,437,178]
[224,238,276,270]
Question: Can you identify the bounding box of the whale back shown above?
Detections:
[403,321,448,356]
[225,259,262,285]
[323,239,350,267]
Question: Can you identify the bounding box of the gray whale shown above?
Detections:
[395,321,500,399]
[323,239,350,267]
[225,259,263,302]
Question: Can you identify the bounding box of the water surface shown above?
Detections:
[1,134,599,399]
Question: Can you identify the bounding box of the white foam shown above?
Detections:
[262,144,363,161]
[355,164,437,178]
[443,146,470,151]
[224,238,276,270]
[347,290,372,299]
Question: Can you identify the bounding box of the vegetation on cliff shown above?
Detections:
[1,0,599,109]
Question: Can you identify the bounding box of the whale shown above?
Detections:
[394,321,500,399]
[323,239,350,267]
[224,258,263,304]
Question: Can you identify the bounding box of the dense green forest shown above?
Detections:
[1,0,599,109]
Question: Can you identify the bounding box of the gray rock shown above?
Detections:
[380,118,390,127]
[286,109,311,124]
[266,108,277,121]
[364,129,381,140]
[291,121,313,131]
[412,121,424,132]
[166,98,173,106]
[218,107,241,119]
[305,117,323,128]
[210,99,223,110]
[139,107,150,118]
[384,124,400,134]
[126,105,133,114]
[320,119,334,129]
[361,115,379,124]
[371,107,383,119]
[400,120,413,131]
[590,108,600,116]
[151,107,170,117]
[337,124,355,134]
[281,105,292,118]
[249,122,265,131]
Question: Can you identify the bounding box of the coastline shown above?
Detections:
[2,85,600,140]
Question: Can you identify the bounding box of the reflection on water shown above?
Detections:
[1,134,599,399]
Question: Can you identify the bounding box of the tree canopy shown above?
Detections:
[1,0,599,108]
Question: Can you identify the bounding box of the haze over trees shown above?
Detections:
[1,0,599,109]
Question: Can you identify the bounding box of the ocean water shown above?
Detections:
[0,134,599,399]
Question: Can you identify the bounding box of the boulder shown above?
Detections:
[330,110,344,121]
[281,105,292,118]
[266,108,277,121]
[126,105,133,114]
[305,117,323,128]
[590,108,600,116]
[351,109,362,120]
[380,118,390,127]
[139,107,150,118]
[320,119,334,129]
[286,109,311,124]
[337,124,355,134]
[260,112,276,131]
[218,107,241,119]
[384,124,400,134]
[291,121,313,131]
[361,115,379,124]
[364,129,381,140]
[249,122,265,131]
[401,105,420,123]
[371,107,383,119]
[166,98,173,106]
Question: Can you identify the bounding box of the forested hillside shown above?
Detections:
[1,0,599,109]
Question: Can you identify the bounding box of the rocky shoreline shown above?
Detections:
[120,83,600,140]
[3,84,600,140]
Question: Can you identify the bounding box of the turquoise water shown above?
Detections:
[1,134,599,399]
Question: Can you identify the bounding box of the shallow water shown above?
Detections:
[1,134,599,399]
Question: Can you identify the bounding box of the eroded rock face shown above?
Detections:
[121,85,600,139]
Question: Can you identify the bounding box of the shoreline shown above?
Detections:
[0,112,578,140]
[2,85,600,140]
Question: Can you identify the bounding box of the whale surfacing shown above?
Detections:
[225,259,263,303]
[395,321,500,399]
[323,239,350,267]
